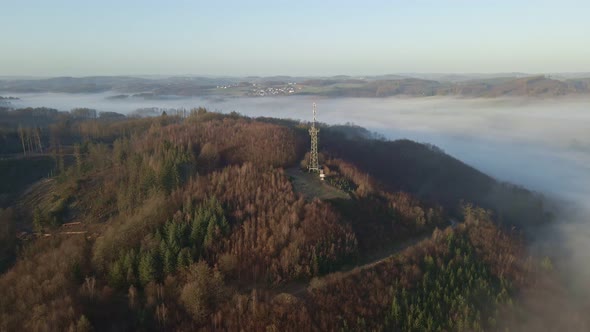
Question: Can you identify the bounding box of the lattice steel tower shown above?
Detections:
[308,102,320,172]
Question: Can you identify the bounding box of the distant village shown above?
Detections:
[216,82,302,96]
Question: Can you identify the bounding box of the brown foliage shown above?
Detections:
[158,117,298,168]
[463,204,528,284]
[179,163,358,283]
[306,220,527,330]
[213,290,313,331]
[179,261,227,324]
[0,236,89,331]
[324,158,445,252]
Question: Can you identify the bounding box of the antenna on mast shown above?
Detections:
[308,102,320,173]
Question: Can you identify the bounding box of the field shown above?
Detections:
[285,167,350,201]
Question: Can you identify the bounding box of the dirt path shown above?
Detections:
[273,232,431,297]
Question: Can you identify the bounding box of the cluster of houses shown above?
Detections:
[247,82,300,96]
[248,86,296,96]
[215,82,303,97]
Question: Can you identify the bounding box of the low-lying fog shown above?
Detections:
[7,92,590,203]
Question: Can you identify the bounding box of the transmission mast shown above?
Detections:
[308,102,320,172]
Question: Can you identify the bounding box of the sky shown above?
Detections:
[1,0,589,76]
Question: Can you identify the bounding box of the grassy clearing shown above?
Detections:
[286,168,350,201]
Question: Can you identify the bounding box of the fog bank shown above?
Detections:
[7,93,590,203]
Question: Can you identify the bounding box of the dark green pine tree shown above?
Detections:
[139,251,157,286]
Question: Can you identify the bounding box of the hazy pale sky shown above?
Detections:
[1,0,589,76]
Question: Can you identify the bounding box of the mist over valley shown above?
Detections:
[7,92,590,204]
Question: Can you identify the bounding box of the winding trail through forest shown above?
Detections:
[274,232,432,298]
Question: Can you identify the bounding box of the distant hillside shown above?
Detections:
[0,76,236,94]
[304,76,590,97]
[454,75,585,97]
[1,74,589,97]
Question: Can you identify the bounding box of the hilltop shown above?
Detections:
[0,108,583,331]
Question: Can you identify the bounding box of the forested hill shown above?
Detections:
[319,127,552,228]
[0,108,583,331]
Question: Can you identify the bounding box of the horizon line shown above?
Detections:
[2,71,590,80]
